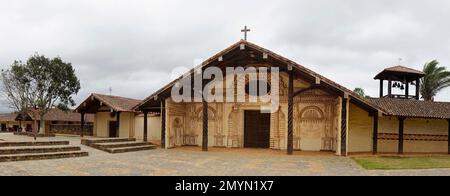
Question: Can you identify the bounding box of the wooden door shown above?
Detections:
[109,121,118,138]
[244,111,270,148]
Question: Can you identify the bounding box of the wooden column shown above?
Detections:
[379,80,384,98]
[202,99,208,152]
[161,100,166,149]
[143,110,148,142]
[116,112,121,138]
[341,97,348,156]
[372,112,379,155]
[388,79,392,98]
[287,69,294,155]
[415,79,420,100]
[405,82,409,99]
[447,119,450,155]
[80,112,85,137]
[398,117,405,154]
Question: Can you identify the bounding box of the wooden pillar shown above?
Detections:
[202,99,208,152]
[379,80,384,98]
[415,79,420,100]
[143,110,148,142]
[398,117,405,154]
[287,69,294,155]
[80,112,85,138]
[447,119,450,155]
[161,100,166,149]
[116,112,121,138]
[372,112,379,155]
[388,79,392,98]
[405,82,409,99]
[341,97,348,156]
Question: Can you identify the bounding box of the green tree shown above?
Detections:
[1,54,80,134]
[1,62,35,127]
[353,87,366,97]
[420,60,450,101]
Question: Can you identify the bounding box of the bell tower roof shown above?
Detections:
[374,65,425,83]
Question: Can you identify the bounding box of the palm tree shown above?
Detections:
[420,60,450,101]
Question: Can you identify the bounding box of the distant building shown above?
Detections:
[0,108,94,135]
[75,94,161,142]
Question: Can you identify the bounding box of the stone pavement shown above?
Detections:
[0,133,449,176]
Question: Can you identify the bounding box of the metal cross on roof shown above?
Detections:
[241,26,251,41]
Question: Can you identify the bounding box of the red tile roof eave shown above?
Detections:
[374,65,426,80]
[92,94,141,113]
[369,98,450,120]
[75,93,142,113]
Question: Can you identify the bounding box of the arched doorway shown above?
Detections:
[298,106,325,151]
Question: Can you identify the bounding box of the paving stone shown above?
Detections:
[0,133,449,176]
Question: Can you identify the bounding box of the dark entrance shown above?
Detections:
[26,124,32,132]
[244,111,270,148]
[108,121,118,138]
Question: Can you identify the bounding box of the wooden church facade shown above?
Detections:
[78,40,450,156]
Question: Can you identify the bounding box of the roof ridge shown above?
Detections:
[93,93,142,101]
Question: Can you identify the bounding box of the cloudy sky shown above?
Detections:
[1,0,449,112]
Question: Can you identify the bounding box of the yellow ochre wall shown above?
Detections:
[94,112,135,138]
[134,115,161,142]
[378,117,448,153]
[93,111,160,140]
[348,103,373,153]
[348,102,448,153]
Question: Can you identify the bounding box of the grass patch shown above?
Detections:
[352,156,450,170]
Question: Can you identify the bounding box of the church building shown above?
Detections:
[132,40,450,156]
[78,40,450,156]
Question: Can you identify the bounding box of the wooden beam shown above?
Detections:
[161,100,166,149]
[202,99,208,152]
[80,112,85,138]
[379,80,384,98]
[372,112,379,155]
[398,117,405,154]
[388,79,392,98]
[448,119,450,155]
[341,98,348,156]
[143,110,148,142]
[293,85,321,97]
[287,70,294,155]
[405,82,409,99]
[415,79,420,100]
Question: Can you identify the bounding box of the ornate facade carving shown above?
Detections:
[165,64,340,152]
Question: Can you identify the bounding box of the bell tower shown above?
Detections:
[374,65,425,100]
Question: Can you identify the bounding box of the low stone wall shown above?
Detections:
[13,132,56,137]
[49,124,93,136]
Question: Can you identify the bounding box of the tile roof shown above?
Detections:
[91,94,142,112]
[0,113,18,122]
[14,108,94,122]
[384,65,425,75]
[374,65,425,81]
[369,98,450,119]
